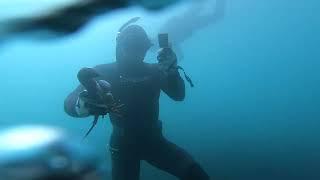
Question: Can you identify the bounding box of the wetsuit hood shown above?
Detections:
[116,24,152,67]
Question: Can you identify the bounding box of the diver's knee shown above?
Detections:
[181,163,210,180]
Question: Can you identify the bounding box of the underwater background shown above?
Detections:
[0,0,319,179]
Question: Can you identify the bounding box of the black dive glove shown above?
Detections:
[77,68,122,116]
[77,67,101,97]
[157,47,178,76]
[78,89,114,116]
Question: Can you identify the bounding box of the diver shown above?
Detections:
[64,19,209,180]
[0,125,105,180]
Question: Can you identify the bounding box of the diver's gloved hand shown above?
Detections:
[77,67,101,96]
[157,47,178,76]
[77,90,113,116]
[76,80,114,117]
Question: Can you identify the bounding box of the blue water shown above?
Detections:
[0,0,319,179]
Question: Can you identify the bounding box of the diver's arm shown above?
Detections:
[161,70,186,101]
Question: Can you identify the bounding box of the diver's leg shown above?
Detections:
[145,137,209,180]
[110,148,140,180]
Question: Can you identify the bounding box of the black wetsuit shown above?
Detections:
[64,62,209,180]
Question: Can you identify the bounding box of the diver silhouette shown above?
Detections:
[64,19,209,180]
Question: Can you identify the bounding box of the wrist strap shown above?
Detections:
[166,59,194,88]
[177,66,194,88]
